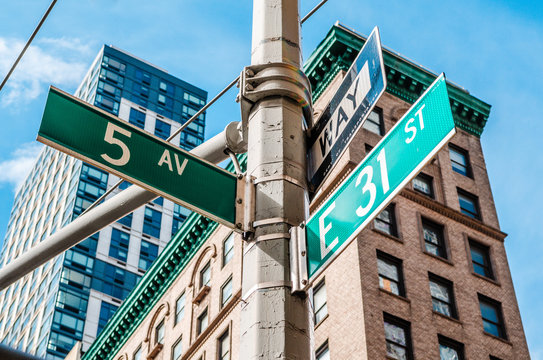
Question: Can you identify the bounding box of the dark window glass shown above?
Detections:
[154,120,171,140]
[175,292,185,324]
[200,262,211,288]
[47,331,77,355]
[429,274,457,318]
[221,277,233,308]
[363,109,384,135]
[313,280,328,324]
[374,204,397,236]
[91,259,140,300]
[316,341,330,360]
[413,173,434,198]
[117,213,133,227]
[449,145,471,177]
[97,301,118,335]
[172,204,190,236]
[143,207,162,238]
[129,108,146,129]
[223,233,234,266]
[109,229,130,262]
[119,181,131,190]
[469,240,493,278]
[478,295,507,339]
[139,240,158,271]
[156,319,165,344]
[197,308,208,335]
[439,335,465,360]
[458,189,480,219]
[422,218,447,258]
[218,330,230,360]
[153,197,164,206]
[377,252,405,297]
[383,314,412,360]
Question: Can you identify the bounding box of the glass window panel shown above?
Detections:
[173,338,183,360]
[440,344,460,360]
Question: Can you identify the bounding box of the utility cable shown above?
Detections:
[79,1,327,216]
[0,0,58,93]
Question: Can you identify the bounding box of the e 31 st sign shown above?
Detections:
[305,74,456,281]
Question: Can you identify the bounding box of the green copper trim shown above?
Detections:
[81,155,246,360]
[304,23,491,137]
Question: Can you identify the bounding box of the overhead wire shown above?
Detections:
[79,0,329,216]
[0,0,59,93]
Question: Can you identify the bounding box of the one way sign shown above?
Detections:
[307,26,386,192]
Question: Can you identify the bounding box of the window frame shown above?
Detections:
[172,335,183,360]
[362,107,384,136]
[222,233,234,267]
[421,217,448,260]
[155,319,165,345]
[312,279,328,325]
[220,276,233,308]
[218,329,231,360]
[449,144,472,178]
[412,172,434,198]
[373,203,398,237]
[196,308,209,335]
[175,291,186,325]
[377,251,406,297]
[383,313,413,360]
[428,273,457,319]
[438,335,465,360]
[478,294,507,339]
[457,188,481,220]
[468,239,494,279]
[199,262,211,289]
[315,340,330,360]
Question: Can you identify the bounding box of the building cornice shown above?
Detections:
[304,22,491,137]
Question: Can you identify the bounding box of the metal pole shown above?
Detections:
[240,1,312,359]
[0,344,45,360]
[0,124,245,291]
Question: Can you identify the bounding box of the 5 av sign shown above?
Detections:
[304,74,456,282]
[38,87,239,228]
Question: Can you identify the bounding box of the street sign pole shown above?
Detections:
[239,0,312,358]
[303,74,456,285]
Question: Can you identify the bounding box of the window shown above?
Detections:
[429,274,456,318]
[223,233,234,266]
[449,145,471,177]
[221,277,233,308]
[159,81,168,92]
[158,94,166,105]
[316,341,330,360]
[153,197,164,206]
[478,295,506,339]
[458,189,480,219]
[133,346,142,360]
[200,262,211,289]
[154,120,171,140]
[97,301,118,335]
[175,292,185,324]
[143,207,162,238]
[422,218,447,259]
[439,335,464,360]
[412,173,434,198]
[218,330,230,360]
[117,213,133,227]
[172,337,183,360]
[469,240,493,279]
[155,319,165,344]
[363,108,384,135]
[313,280,328,324]
[139,240,158,271]
[109,229,130,262]
[129,108,146,129]
[383,314,412,360]
[197,308,208,335]
[374,203,397,236]
[377,251,405,297]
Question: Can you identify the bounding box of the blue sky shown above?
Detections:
[0,0,541,357]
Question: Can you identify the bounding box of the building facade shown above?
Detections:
[73,24,529,360]
[0,45,207,359]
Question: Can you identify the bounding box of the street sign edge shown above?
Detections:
[46,86,236,177]
[37,134,240,231]
[308,26,387,193]
[304,73,454,286]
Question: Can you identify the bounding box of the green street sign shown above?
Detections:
[305,74,456,281]
[38,87,239,228]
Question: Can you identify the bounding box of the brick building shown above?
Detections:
[72,23,530,360]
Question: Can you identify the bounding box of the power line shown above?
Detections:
[79,0,328,215]
[0,0,59,93]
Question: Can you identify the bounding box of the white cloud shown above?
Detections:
[0,142,43,192]
[0,37,90,107]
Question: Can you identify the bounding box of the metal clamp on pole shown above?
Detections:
[235,174,255,235]
[289,223,309,293]
[237,62,313,133]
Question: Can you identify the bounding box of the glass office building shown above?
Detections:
[0,45,207,359]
